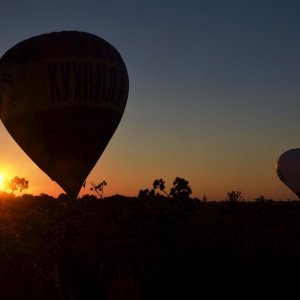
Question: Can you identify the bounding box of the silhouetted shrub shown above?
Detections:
[139,177,192,200]
[225,190,244,202]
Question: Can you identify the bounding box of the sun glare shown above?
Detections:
[0,174,4,190]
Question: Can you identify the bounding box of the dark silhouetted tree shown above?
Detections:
[140,177,192,199]
[3,176,29,193]
[170,177,192,199]
[225,190,244,202]
[138,188,155,198]
[90,181,107,199]
[153,179,169,197]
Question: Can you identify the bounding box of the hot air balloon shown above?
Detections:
[276,148,300,198]
[0,31,129,197]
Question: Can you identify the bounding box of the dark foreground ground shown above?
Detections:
[1,195,300,299]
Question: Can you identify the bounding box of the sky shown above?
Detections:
[0,0,300,200]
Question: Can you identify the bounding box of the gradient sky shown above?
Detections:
[0,0,300,200]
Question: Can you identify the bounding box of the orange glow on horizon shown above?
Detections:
[0,174,4,190]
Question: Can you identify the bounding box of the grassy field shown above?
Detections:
[0,195,300,299]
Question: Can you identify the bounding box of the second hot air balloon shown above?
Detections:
[276,148,300,199]
[0,31,129,197]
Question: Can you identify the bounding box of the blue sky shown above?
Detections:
[0,0,300,200]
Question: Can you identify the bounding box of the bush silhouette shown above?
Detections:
[3,176,29,193]
[139,177,192,199]
[225,190,244,202]
[90,180,107,199]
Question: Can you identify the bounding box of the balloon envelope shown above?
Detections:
[0,31,129,197]
[276,148,300,198]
